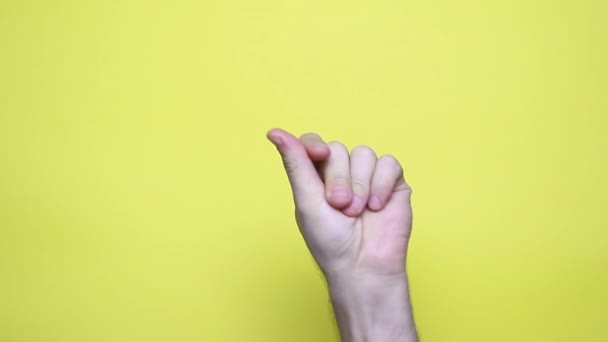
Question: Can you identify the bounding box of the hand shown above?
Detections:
[268,128,418,342]
[266,128,413,279]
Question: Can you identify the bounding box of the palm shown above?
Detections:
[297,187,412,276]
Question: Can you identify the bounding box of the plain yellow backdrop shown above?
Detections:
[1,0,606,341]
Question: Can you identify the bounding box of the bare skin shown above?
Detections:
[267,128,418,342]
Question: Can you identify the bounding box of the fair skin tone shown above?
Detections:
[266,128,418,342]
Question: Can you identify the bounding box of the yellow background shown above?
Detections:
[1,1,607,341]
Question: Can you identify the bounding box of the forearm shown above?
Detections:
[326,272,418,342]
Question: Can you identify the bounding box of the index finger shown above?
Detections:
[299,132,330,162]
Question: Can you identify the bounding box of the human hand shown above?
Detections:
[266,128,413,279]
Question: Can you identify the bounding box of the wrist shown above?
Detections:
[325,269,407,287]
[325,271,418,342]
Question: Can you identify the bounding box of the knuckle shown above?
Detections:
[380,154,403,173]
[330,172,351,185]
[299,132,316,139]
[399,181,413,193]
[373,181,392,193]
[351,145,376,157]
[351,179,369,194]
[327,141,348,152]
[299,132,321,143]
[282,157,299,174]
[379,153,398,164]
[401,185,413,200]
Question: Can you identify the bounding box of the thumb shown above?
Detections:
[267,128,324,205]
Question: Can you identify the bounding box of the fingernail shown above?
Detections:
[269,134,284,147]
[344,196,364,216]
[330,188,351,203]
[369,196,382,210]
